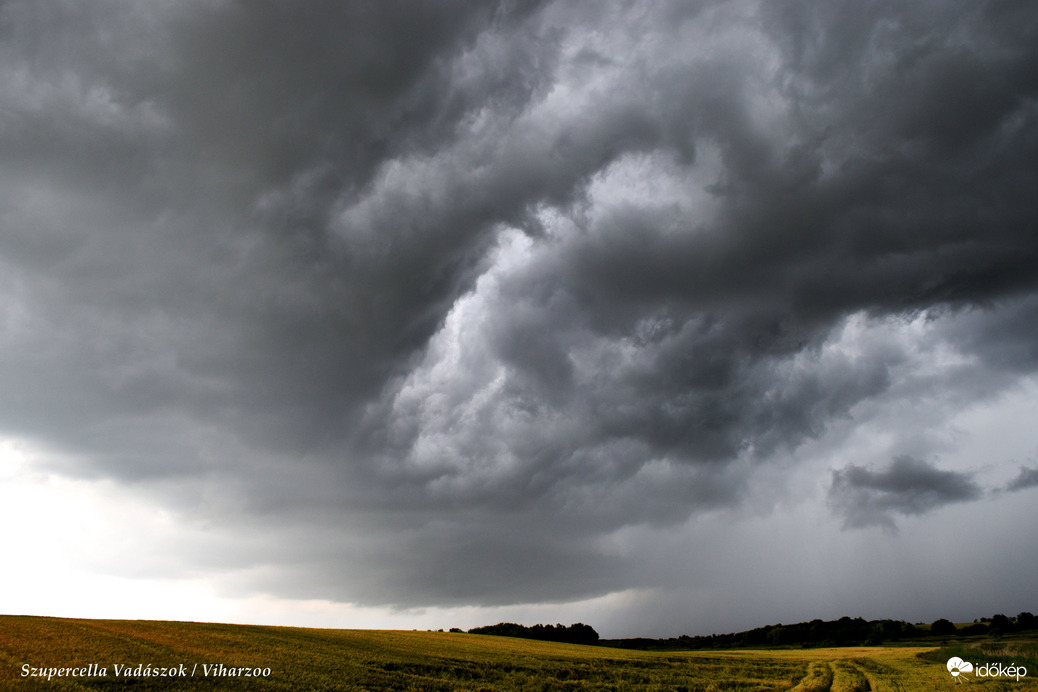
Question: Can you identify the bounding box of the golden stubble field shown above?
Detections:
[1,615,1035,690]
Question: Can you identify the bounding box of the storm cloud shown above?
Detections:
[1006,466,1038,492]
[828,456,983,531]
[2,0,1038,628]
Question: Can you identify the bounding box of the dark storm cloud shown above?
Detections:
[0,0,540,458]
[2,0,1038,609]
[1006,466,1038,492]
[828,456,983,531]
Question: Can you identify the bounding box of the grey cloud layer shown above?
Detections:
[2,0,1037,608]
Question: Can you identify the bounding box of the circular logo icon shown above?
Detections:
[947,657,974,678]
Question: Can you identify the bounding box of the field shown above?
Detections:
[2,615,1036,690]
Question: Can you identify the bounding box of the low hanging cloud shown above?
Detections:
[1005,467,1038,492]
[2,0,1038,614]
[828,457,983,531]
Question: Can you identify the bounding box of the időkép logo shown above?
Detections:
[947,656,1027,682]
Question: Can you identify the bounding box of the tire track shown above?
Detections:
[831,659,873,692]
[791,660,835,691]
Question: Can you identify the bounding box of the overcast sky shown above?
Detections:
[2,0,1038,638]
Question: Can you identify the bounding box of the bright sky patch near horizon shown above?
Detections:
[1,0,1038,638]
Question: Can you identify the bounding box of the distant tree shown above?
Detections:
[989,614,1013,633]
[767,627,789,646]
[930,619,956,636]
[1017,612,1037,631]
[566,623,600,645]
[866,623,886,645]
[900,622,923,639]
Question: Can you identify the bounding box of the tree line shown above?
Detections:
[461,612,1035,650]
[600,611,1038,651]
[465,622,600,645]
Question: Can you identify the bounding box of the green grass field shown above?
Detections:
[2,615,1036,690]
